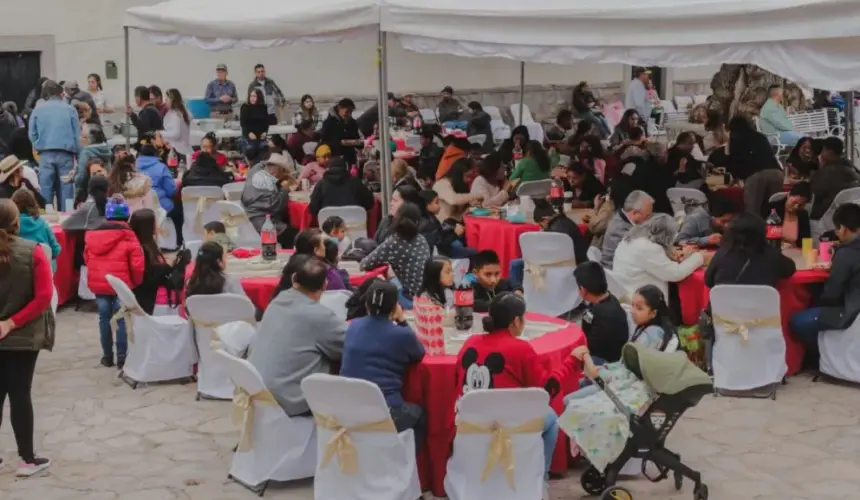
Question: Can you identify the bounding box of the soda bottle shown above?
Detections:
[167,149,178,178]
[453,285,474,331]
[550,178,564,213]
[261,215,278,261]
[412,114,423,132]
[765,209,783,248]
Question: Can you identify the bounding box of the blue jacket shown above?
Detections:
[136,155,177,212]
[340,315,425,407]
[75,143,112,189]
[28,98,82,154]
[18,213,61,272]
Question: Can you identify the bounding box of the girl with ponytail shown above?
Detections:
[185,241,246,299]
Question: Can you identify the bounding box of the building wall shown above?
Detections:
[0,0,719,110]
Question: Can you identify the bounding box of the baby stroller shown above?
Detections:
[578,343,713,500]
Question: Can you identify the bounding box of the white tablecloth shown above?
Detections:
[107,125,297,146]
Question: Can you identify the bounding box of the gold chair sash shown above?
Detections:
[231,387,280,452]
[110,304,143,343]
[345,221,367,232]
[456,417,545,491]
[314,413,396,475]
[192,318,256,350]
[182,193,223,232]
[221,209,250,239]
[524,259,577,291]
[713,315,782,343]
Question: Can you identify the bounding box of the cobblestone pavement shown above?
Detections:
[2,309,859,499]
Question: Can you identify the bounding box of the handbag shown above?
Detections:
[697,257,750,339]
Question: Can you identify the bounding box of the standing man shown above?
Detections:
[63,80,100,126]
[624,68,652,128]
[28,80,82,209]
[321,98,362,167]
[148,85,169,118]
[126,86,163,140]
[759,85,804,148]
[437,86,466,129]
[204,64,238,118]
[248,64,285,125]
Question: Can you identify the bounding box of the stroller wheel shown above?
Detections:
[581,466,607,496]
[694,483,709,500]
[601,486,633,500]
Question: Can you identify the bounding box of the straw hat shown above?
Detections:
[265,152,295,172]
[0,155,24,184]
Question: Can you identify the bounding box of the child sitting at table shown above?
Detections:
[573,261,630,364]
[321,215,350,255]
[203,221,235,252]
[294,229,347,290]
[437,218,475,259]
[11,189,61,271]
[324,238,351,291]
[455,292,577,482]
[185,241,247,299]
[675,197,738,248]
[471,250,521,313]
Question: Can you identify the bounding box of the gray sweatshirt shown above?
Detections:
[600,211,633,269]
[248,287,346,416]
[675,207,714,246]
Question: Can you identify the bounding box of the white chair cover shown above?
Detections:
[604,269,629,303]
[515,179,553,199]
[300,374,421,500]
[674,96,694,110]
[445,388,548,500]
[152,192,178,250]
[468,134,486,146]
[320,290,352,321]
[620,304,636,337]
[213,351,316,488]
[181,186,226,244]
[509,104,535,125]
[105,275,195,384]
[419,108,437,123]
[185,240,204,257]
[819,315,860,384]
[78,265,97,301]
[519,232,582,316]
[318,205,368,240]
[817,187,860,234]
[223,182,245,202]
[484,106,503,122]
[667,187,708,218]
[39,243,58,315]
[186,293,258,400]
[710,285,787,392]
[660,100,677,113]
[491,120,512,142]
[303,141,319,156]
[215,201,260,248]
[586,246,602,264]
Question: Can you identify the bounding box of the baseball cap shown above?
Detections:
[63,79,79,91]
[216,64,228,72]
[442,86,453,94]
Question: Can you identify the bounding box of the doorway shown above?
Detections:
[0,51,41,111]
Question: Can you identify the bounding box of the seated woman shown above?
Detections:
[455,293,575,481]
[0,156,45,207]
[374,184,424,242]
[564,164,605,209]
[705,212,796,289]
[74,157,107,207]
[240,89,269,153]
[294,229,346,290]
[341,280,427,444]
[470,152,511,208]
[108,155,154,214]
[573,135,607,184]
[286,120,317,165]
[241,154,295,248]
[181,151,232,188]
[11,189,61,271]
[433,158,483,222]
[608,109,642,150]
[185,240,247,298]
[785,137,818,179]
[509,140,551,185]
[498,125,529,166]
[667,131,706,189]
[191,133,228,168]
[391,158,419,191]
[308,157,374,217]
[298,144,331,186]
[766,182,812,248]
[62,175,109,232]
[361,203,432,305]
[612,213,705,300]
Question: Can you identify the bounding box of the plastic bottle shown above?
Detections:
[550,178,564,213]
[765,208,783,248]
[261,215,278,261]
[453,285,474,332]
[167,150,178,178]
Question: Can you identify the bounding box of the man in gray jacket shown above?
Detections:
[600,190,653,269]
[247,64,285,125]
[675,197,737,247]
[249,258,346,416]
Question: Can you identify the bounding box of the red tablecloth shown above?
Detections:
[287,198,382,237]
[711,184,794,213]
[51,226,78,306]
[677,268,829,375]
[464,216,590,278]
[402,314,587,496]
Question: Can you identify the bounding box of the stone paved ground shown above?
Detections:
[2,309,860,500]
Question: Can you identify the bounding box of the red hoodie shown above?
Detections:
[84,221,145,296]
[455,329,576,400]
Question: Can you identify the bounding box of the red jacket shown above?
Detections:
[191,149,228,167]
[84,221,145,296]
[455,330,576,400]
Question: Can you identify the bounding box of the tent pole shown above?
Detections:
[377,29,392,216]
[124,26,131,148]
[518,61,525,125]
[847,91,856,165]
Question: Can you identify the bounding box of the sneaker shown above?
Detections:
[100,357,114,368]
[16,457,51,477]
[117,357,126,370]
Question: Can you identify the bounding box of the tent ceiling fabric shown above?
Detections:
[124,0,860,89]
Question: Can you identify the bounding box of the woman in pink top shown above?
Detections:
[469,152,512,208]
[298,144,330,186]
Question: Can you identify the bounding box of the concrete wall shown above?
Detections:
[0,0,718,120]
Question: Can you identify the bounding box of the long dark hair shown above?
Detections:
[108,155,136,196]
[631,284,677,351]
[618,109,640,134]
[167,88,190,125]
[445,158,472,194]
[525,140,550,172]
[268,134,288,154]
[186,241,226,297]
[247,88,266,110]
[129,209,163,269]
[393,202,421,241]
[87,73,103,91]
[420,257,449,305]
[294,228,324,256]
[0,199,20,270]
[481,292,526,332]
[88,175,109,216]
[723,212,767,257]
[272,253,313,301]
[478,152,504,187]
[299,94,318,118]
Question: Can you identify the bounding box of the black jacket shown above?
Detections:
[239,103,269,138]
[810,159,860,220]
[374,212,440,254]
[545,213,589,265]
[181,164,232,188]
[131,104,164,138]
[704,246,796,289]
[726,130,780,180]
[766,200,811,247]
[0,109,18,156]
[321,111,361,166]
[0,178,46,208]
[563,173,605,207]
[667,147,704,185]
[466,111,494,151]
[418,144,443,180]
[308,159,374,217]
[582,294,629,362]
[473,279,520,313]
[818,236,860,329]
[133,256,172,315]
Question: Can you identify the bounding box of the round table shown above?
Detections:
[464,215,590,278]
[50,225,78,306]
[678,266,829,375]
[402,314,586,496]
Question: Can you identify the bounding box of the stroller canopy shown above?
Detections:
[622,343,712,395]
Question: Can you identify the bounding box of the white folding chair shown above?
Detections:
[816,187,860,235]
[509,104,535,125]
[445,388,548,500]
[484,106,503,122]
[318,206,369,240]
[152,192,178,251]
[223,182,246,202]
[78,265,97,301]
[660,100,677,113]
[186,293,258,400]
[300,374,421,500]
[519,232,582,316]
[303,141,319,157]
[215,201,260,248]
[674,96,694,111]
[491,120,512,142]
[515,179,553,199]
[419,108,437,124]
[666,187,708,218]
[710,285,787,397]
[586,246,602,264]
[605,268,629,303]
[185,240,204,257]
[39,243,58,315]
[213,351,316,495]
[819,315,860,384]
[467,134,486,146]
[181,186,225,244]
[105,275,194,387]
[320,290,352,321]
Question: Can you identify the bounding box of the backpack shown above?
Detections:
[164,247,192,308]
